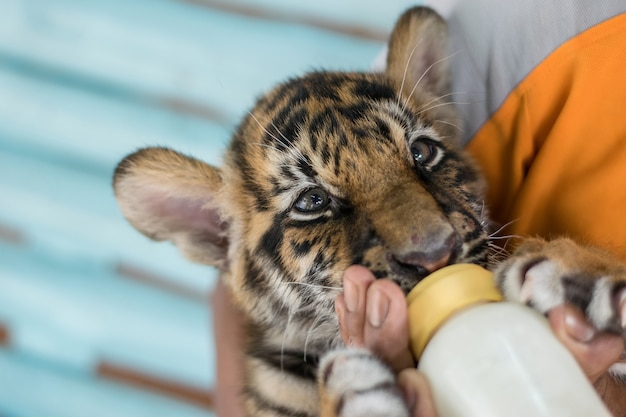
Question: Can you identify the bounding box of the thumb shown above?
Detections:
[548,304,624,382]
[397,369,439,417]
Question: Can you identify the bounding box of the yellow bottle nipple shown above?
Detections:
[406,264,503,358]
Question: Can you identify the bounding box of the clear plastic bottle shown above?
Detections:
[406,263,611,417]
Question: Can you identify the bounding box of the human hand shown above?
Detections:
[548,303,624,383]
[548,303,626,415]
[335,265,415,373]
[335,265,438,416]
[336,266,626,416]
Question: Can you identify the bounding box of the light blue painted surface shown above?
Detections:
[0,351,213,417]
[221,0,420,33]
[0,242,214,388]
[0,66,232,172]
[0,149,215,292]
[0,0,422,414]
[0,0,388,123]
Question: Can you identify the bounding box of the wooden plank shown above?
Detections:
[0,0,385,125]
[0,351,214,417]
[115,263,210,302]
[98,362,214,410]
[0,69,221,294]
[0,323,9,346]
[186,0,421,40]
[0,150,216,294]
[0,223,25,246]
[0,63,224,295]
[0,67,230,175]
[0,243,215,389]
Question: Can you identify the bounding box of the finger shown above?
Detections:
[363,279,415,372]
[337,265,376,346]
[548,304,624,382]
[398,369,439,417]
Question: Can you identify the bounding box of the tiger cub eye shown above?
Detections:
[410,137,437,165]
[294,188,330,213]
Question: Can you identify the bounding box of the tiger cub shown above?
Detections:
[113,7,626,417]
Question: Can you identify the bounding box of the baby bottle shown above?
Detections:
[406,263,611,417]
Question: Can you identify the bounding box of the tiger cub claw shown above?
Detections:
[495,237,626,340]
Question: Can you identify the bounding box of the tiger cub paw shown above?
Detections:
[318,348,409,417]
[495,237,626,339]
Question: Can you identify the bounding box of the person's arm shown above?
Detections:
[211,279,246,417]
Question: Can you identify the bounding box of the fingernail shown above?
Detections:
[344,278,358,313]
[367,289,389,328]
[564,309,595,343]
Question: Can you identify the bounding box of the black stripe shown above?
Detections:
[269,106,306,149]
[352,79,396,102]
[320,141,332,165]
[305,72,342,101]
[562,274,595,311]
[258,84,290,114]
[229,131,272,211]
[458,213,486,242]
[279,166,298,182]
[338,102,370,122]
[234,155,271,211]
[289,83,311,107]
[309,109,341,151]
[306,250,333,279]
[465,240,490,266]
[260,78,310,114]
[374,117,394,143]
[291,238,315,257]
[333,145,342,176]
[250,348,320,381]
[348,382,400,414]
[258,215,284,257]
[244,385,315,417]
[243,254,270,297]
[297,157,316,178]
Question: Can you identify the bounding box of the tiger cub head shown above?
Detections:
[113,7,489,347]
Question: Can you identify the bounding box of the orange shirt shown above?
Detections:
[466,12,626,260]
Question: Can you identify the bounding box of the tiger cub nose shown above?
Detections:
[394,233,457,275]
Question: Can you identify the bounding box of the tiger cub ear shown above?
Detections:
[386,6,450,100]
[113,147,229,269]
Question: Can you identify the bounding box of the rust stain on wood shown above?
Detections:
[115,262,208,302]
[98,362,214,410]
[157,96,233,124]
[0,323,10,346]
[0,223,26,246]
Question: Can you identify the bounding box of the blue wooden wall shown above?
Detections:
[0,0,440,415]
